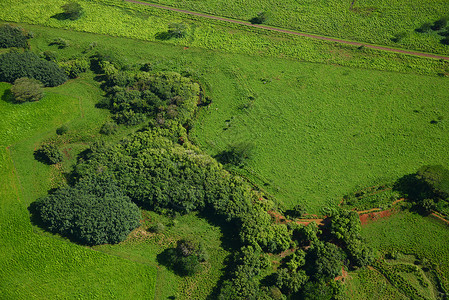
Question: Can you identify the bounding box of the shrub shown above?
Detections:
[61,2,84,20]
[42,50,58,62]
[35,143,63,164]
[59,58,89,78]
[442,37,449,45]
[35,177,140,245]
[149,222,165,233]
[432,17,448,31]
[0,51,67,87]
[391,32,407,43]
[100,121,118,135]
[250,12,268,24]
[168,23,187,38]
[0,24,31,48]
[49,38,69,49]
[416,23,432,33]
[56,125,69,135]
[10,77,43,102]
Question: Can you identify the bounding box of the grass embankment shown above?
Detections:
[0,80,156,299]
[140,0,449,56]
[1,0,449,76]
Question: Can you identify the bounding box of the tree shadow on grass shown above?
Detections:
[1,89,15,103]
[155,32,173,41]
[50,13,70,21]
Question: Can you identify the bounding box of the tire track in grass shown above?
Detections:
[125,0,449,61]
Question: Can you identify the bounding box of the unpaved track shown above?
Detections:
[124,0,449,61]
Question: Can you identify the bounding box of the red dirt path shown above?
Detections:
[125,0,449,61]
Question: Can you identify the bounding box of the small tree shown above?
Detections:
[432,17,448,31]
[0,24,31,48]
[10,77,43,102]
[61,2,83,20]
[416,22,432,33]
[250,12,268,24]
[168,23,187,38]
[35,143,63,164]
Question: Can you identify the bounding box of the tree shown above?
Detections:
[34,143,63,164]
[168,23,187,38]
[250,12,268,24]
[0,24,31,48]
[35,177,140,245]
[61,2,84,20]
[416,22,432,33]
[432,17,448,31]
[10,77,43,102]
[0,51,67,87]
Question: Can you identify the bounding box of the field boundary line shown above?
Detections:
[124,0,449,61]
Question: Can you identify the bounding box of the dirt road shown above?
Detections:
[125,0,449,61]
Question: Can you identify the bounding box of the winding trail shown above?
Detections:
[124,0,449,61]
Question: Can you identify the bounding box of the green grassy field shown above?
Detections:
[144,0,449,55]
[0,79,157,298]
[1,0,448,76]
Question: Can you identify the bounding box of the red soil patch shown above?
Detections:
[334,266,348,282]
[268,211,325,226]
[430,211,449,226]
[359,209,393,226]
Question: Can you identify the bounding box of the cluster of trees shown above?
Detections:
[0,24,32,49]
[35,177,140,245]
[0,51,67,86]
[94,55,200,126]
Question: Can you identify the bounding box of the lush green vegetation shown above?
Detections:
[1,0,448,77]
[144,0,449,55]
[0,23,31,48]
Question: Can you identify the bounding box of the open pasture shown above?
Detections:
[0,0,448,76]
[143,0,449,55]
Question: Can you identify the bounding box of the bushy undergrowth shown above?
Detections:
[0,23,31,48]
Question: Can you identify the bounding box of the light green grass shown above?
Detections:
[144,0,449,55]
[1,0,449,76]
[345,267,408,300]
[361,211,449,292]
[0,81,156,299]
[191,59,449,213]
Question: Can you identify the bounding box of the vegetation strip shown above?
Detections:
[125,0,449,61]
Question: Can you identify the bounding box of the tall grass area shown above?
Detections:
[0,80,156,298]
[192,59,449,212]
[1,0,449,76]
[143,0,449,55]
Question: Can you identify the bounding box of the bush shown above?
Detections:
[432,17,448,31]
[168,23,187,38]
[61,2,84,20]
[56,125,69,135]
[35,177,140,245]
[442,37,449,45]
[149,222,165,233]
[0,24,31,49]
[250,12,268,24]
[35,143,63,164]
[100,121,118,135]
[416,23,432,33]
[0,51,67,87]
[59,58,89,78]
[49,38,69,49]
[10,77,43,102]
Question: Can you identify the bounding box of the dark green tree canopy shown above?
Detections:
[0,24,31,48]
[61,2,84,20]
[0,51,67,86]
[10,77,43,102]
[36,177,140,245]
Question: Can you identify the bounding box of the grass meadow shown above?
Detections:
[0,0,449,76]
[0,80,157,299]
[144,0,449,55]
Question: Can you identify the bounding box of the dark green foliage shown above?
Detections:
[102,70,199,125]
[431,17,448,31]
[10,77,43,102]
[35,143,63,164]
[149,222,165,233]
[416,22,432,33]
[286,203,306,218]
[56,125,68,135]
[442,37,449,45]
[59,57,89,78]
[306,242,345,280]
[0,24,31,48]
[158,238,207,276]
[250,12,268,24]
[35,177,140,245]
[61,2,84,20]
[275,268,308,295]
[42,50,58,62]
[0,51,67,87]
[99,121,118,135]
[300,280,344,300]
